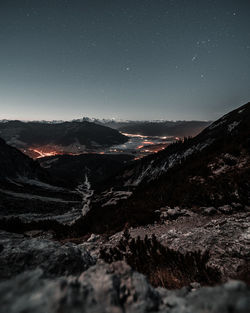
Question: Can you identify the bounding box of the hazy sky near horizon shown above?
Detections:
[0,0,250,121]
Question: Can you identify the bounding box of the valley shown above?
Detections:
[0,103,249,313]
[21,133,177,159]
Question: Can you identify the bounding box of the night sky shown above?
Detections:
[0,0,250,121]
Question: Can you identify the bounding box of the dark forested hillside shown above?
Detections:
[0,120,128,150]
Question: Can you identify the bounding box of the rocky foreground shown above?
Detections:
[0,208,249,313]
[0,262,249,313]
[83,208,250,283]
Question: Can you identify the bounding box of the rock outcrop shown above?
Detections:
[107,211,250,283]
[0,262,249,313]
[0,231,95,280]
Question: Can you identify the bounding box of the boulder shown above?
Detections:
[218,205,233,214]
[0,262,160,313]
[87,233,100,242]
[203,207,217,215]
[0,231,95,280]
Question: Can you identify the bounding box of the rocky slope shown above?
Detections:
[0,210,249,312]
[118,102,250,188]
[0,231,94,280]
[102,210,250,284]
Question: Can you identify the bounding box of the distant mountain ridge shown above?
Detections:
[78,118,212,137]
[116,120,211,137]
[0,120,128,153]
[0,118,212,138]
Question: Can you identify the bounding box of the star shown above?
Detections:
[192,55,198,62]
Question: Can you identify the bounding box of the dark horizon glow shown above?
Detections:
[0,0,250,121]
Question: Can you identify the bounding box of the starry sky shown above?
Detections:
[0,0,250,121]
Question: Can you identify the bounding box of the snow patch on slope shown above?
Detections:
[0,189,79,203]
[16,176,65,191]
[40,157,59,168]
[208,119,227,130]
[125,138,214,186]
[2,208,82,225]
[228,121,240,132]
[101,191,132,207]
[238,108,245,114]
[76,174,94,216]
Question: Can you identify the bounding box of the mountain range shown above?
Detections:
[77,117,211,137]
[0,102,249,312]
[0,120,128,157]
